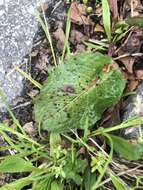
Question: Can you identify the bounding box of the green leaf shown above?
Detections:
[32,177,52,190]
[102,0,111,41]
[94,117,143,135]
[83,168,97,190]
[84,42,107,51]
[126,17,143,28]
[0,156,37,173]
[0,176,33,190]
[108,134,143,160]
[111,174,128,190]
[50,132,61,158]
[51,181,63,190]
[35,52,125,132]
[63,151,87,185]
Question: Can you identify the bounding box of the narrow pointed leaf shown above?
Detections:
[126,17,143,28]
[108,134,143,160]
[102,0,111,41]
[111,174,128,190]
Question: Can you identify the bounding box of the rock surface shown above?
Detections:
[121,82,143,139]
[0,0,65,111]
[0,0,44,111]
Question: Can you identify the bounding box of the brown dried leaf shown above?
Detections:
[94,24,104,32]
[123,0,143,17]
[70,2,91,25]
[121,56,135,73]
[123,71,136,81]
[75,44,86,53]
[53,24,65,50]
[120,29,143,53]
[118,28,143,73]
[127,80,139,91]
[70,30,85,45]
[23,122,37,137]
[38,2,49,12]
[95,5,102,15]
[108,0,118,22]
[100,105,121,128]
[135,69,143,79]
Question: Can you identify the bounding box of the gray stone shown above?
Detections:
[121,82,143,139]
[0,0,48,111]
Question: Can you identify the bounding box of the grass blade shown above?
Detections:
[93,117,143,135]
[91,134,113,190]
[62,7,71,61]
[0,89,26,135]
[36,10,57,67]
[14,66,42,89]
[102,0,111,42]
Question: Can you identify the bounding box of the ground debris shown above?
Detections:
[117,28,143,73]
[70,2,92,25]
[23,122,37,138]
[53,22,66,50]
[123,0,143,17]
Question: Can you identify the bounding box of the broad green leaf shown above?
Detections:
[102,0,111,41]
[108,134,143,160]
[35,52,125,132]
[0,156,37,173]
[126,17,143,28]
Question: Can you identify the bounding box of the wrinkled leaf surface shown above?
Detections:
[35,53,125,132]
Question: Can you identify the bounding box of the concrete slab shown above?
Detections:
[0,0,46,111]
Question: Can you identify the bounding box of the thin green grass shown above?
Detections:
[15,66,42,89]
[0,89,26,135]
[0,115,143,189]
[91,134,113,190]
[102,0,111,42]
[61,7,71,61]
[0,123,40,146]
[36,8,57,67]
[92,117,143,136]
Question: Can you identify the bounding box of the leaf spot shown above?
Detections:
[62,85,76,95]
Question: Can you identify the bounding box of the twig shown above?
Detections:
[89,137,121,168]
[113,53,143,60]
[12,101,31,110]
[97,165,141,188]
